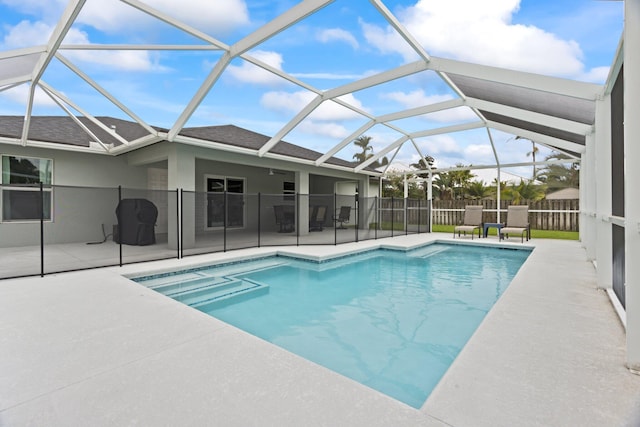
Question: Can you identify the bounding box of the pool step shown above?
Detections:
[408,245,451,259]
[171,278,269,309]
[146,275,234,297]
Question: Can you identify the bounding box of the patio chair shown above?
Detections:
[500,205,531,243]
[333,206,351,229]
[309,205,327,231]
[274,205,294,233]
[453,205,483,239]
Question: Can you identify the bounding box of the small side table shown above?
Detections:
[483,222,503,238]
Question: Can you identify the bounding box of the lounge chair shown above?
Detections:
[333,206,351,229]
[309,205,327,231]
[453,205,483,239]
[500,205,530,242]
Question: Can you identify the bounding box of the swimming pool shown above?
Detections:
[133,243,530,408]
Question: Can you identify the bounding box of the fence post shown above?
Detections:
[296,193,300,247]
[391,196,394,238]
[178,188,182,259]
[258,193,261,248]
[355,194,359,242]
[375,196,378,240]
[334,193,337,245]
[223,191,227,252]
[118,185,122,267]
[40,182,44,277]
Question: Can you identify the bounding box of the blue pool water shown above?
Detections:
[134,243,530,408]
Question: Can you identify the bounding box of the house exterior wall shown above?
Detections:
[0,144,148,247]
[1,140,378,247]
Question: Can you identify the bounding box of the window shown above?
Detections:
[283,181,295,201]
[204,175,245,228]
[1,155,53,221]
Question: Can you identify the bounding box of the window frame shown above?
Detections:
[1,154,54,223]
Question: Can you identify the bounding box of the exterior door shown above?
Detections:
[205,176,245,229]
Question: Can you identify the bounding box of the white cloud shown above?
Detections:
[1,20,161,71]
[76,0,249,35]
[298,120,350,139]
[0,84,60,107]
[383,91,453,108]
[317,28,359,49]
[64,27,163,71]
[226,51,285,86]
[464,144,494,164]
[0,0,66,21]
[416,134,461,156]
[2,20,51,47]
[362,0,588,78]
[260,90,367,121]
[579,66,610,84]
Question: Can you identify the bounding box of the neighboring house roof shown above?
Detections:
[0,116,360,170]
[546,187,579,199]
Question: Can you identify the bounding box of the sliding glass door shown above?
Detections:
[205,175,245,229]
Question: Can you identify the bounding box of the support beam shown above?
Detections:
[355,135,408,172]
[410,121,485,139]
[39,81,131,148]
[230,0,334,57]
[168,52,231,141]
[21,0,86,146]
[315,120,376,166]
[595,95,612,291]
[324,60,429,99]
[486,128,501,222]
[487,121,585,155]
[259,95,323,156]
[369,0,430,62]
[625,0,640,372]
[376,99,465,122]
[583,132,597,261]
[410,158,579,175]
[56,53,157,136]
[121,0,229,49]
[40,85,111,151]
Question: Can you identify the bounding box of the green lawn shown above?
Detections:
[432,224,579,240]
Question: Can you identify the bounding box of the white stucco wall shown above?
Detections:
[1,141,380,247]
[1,144,149,247]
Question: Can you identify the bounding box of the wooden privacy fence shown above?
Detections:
[432,199,580,231]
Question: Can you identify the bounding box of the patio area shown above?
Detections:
[1,233,638,426]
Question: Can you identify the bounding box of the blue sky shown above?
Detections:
[0,0,624,182]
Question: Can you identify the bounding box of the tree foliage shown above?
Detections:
[536,153,580,191]
[352,135,389,169]
[504,179,546,203]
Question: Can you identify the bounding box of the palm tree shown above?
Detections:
[515,136,539,180]
[466,180,491,200]
[352,135,388,169]
[352,135,373,163]
[504,179,546,204]
[410,156,436,198]
[449,166,475,199]
[410,155,435,173]
[432,172,454,200]
[536,153,579,191]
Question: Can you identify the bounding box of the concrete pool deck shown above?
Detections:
[1,233,639,426]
